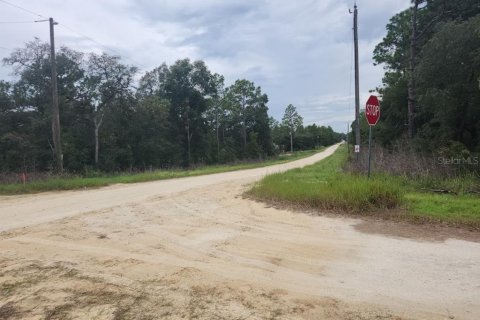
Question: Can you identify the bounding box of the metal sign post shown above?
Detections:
[365,95,381,179]
[368,125,372,178]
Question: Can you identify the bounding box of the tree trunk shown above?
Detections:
[408,0,419,139]
[187,127,191,165]
[241,99,247,154]
[186,113,191,166]
[290,132,293,153]
[216,111,220,160]
[94,114,103,166]
[94,126,99,165]
[242,121,246,153]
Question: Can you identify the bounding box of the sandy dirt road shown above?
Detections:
[1,144,479,320]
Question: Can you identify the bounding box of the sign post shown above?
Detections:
[365,95,381,178]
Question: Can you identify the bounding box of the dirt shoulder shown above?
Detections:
[245,196,480,243]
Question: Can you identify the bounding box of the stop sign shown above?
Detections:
[365,95,380,126]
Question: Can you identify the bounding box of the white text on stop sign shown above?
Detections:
[366,104,379,116]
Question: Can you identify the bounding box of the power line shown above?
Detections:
[0,0,147,72]
[58,22,148,71]
[0,0,47,19]
[58,23,110,51]
[0,20,37,24]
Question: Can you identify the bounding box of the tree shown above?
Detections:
[203,74,225,161]
[223,80,272,159]
[282,104,303,152]
[407,0,423,138]
[373,9,413,144]
[415,16,480,151]
[374,0,480,145]
[130,95,173,168]
[136,64,179,166]
[84,53,137,166]
[2,39,87,172]
[247,86,272,158]
[373,9,412,74]
[1,39,343,174]
[224,79,255,154]
[137,63,168,99]
[164,59,216,166]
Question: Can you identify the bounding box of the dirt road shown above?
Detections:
[1,144,479,320]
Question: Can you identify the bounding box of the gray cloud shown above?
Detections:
[0,0,410,132]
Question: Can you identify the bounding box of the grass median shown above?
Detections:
[0,149,320,195]
[247,145,480,229]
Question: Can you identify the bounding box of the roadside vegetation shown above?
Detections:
[248,145,480,229]
[0,149,319,195]
[0,43,343,176]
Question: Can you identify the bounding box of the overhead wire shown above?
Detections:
[0,0,148,73]
[0,20,38,24]
[0,0,47,19]
[57,22,147,71]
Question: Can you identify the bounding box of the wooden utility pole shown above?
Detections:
[49,17,63,173]
[346,123,350,154]
[408,1,419,139]
[353,4,361,155]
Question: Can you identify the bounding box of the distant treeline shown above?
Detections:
[354,0,480,156]
[0,40,342,173]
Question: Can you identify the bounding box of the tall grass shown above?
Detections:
[248,146,404,212]
[248,145,480,228]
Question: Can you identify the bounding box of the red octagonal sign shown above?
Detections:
[365,95,380,126]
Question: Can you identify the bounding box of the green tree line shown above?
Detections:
[366,0,480,154]
[0,39,342,173]
[272,104,343,153]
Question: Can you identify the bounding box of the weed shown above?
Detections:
[0,149,321,195]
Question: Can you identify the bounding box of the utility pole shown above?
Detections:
[36,17,63,172]
[50,17,63,173]
[346,123,350,154]
[353,3,361,156]
[408,0,419,139]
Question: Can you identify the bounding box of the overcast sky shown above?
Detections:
[0,0,410,132]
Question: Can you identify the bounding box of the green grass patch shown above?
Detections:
[406,193,480,227]
[248,146,404,212]
[0,149,320,195]
[248,145,480,229]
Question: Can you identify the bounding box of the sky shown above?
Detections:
[0,0,411,132]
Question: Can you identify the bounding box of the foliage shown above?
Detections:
[272,122,343,153]
[281,104,303,152]
[368,0,480,155]
[415,16,480,151]
[0,40,342,174]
